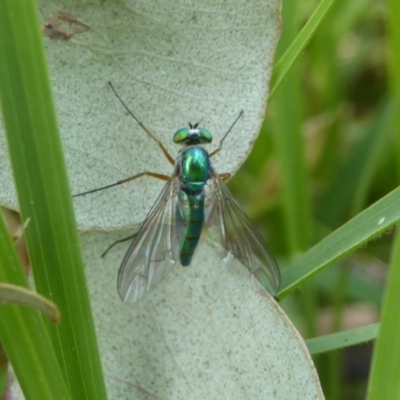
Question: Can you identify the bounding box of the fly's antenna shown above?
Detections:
[189,118,202,129]
[108,82,174,165]
[209,110,244,157]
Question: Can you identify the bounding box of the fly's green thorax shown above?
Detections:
[179,147,211,193]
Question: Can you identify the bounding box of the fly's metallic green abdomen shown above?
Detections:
[177,146,211,266]
[177,191,205,266]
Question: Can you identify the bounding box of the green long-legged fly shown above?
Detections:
[75,82,280,302]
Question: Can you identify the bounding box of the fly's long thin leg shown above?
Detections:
[73,171,170,197]
[101,233,137,258]
[209,110,244,158]
[108,82,175,165]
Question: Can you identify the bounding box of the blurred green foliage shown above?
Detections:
[229,0,398,399]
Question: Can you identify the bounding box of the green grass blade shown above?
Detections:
[270,0,318,345]
[271,0,312,255]
[0,283,60,322]
[0,211,71,399]
[306,323,379,355]
[278,185,400,298]
[367,230,400,399]
[0,1,107,398]
[269,0,335,99]
[365,0,400,397]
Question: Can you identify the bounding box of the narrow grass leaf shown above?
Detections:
[0,211,70,399]
[0,1,106,398]
[367,230,400,399]
[366,0,400,397]
[270,0,335,99]
[0,283,60,323]
[278,185,400,298]
[306,323,379,355]
[271,0,312,255]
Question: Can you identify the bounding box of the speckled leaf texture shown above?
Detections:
[1,0,280,231]
[83,234,322,399]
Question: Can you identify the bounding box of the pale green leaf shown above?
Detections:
[0,0,282,232]
[82,232,324,399]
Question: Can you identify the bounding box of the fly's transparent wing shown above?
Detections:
[117,179,180,302]
[205,173,280,295]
